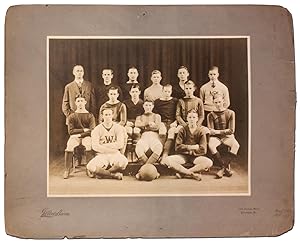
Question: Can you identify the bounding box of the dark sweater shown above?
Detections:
[124,99,144,121]
[172,82,186,99]
[67,112,96,137]
[175,125,208,156]
[95,83,123,110]
[153,98,178,122]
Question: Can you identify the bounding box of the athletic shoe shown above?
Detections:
[216,168,225,179]
[191,172,202,181]
[156,172,160,179]
[175,173,183,179]
[63,170,69,179]
[224,168,233,177]
[135,173,141,180]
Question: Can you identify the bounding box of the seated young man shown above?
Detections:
[207,93,240,178]
[99,86,127,126]
[135,100,163,164]
[124,84,144,161]
[63,94,96,179]
[86,108,128,180]
[160,109,213,181]
[153,84,179,158]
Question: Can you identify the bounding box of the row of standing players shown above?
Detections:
[62,65,240,181]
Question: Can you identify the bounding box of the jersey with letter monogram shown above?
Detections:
[91,122,126,152]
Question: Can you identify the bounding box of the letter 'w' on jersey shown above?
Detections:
[104,136,115,143]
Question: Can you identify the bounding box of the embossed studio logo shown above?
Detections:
[40,208,70,218]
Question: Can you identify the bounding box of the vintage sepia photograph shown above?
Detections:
[47,36,250,197]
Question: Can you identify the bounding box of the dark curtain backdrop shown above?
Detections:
[49,38,248,164]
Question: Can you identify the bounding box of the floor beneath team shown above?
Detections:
[48,154,249,196]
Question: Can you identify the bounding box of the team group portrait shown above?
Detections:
[48,37,250,196]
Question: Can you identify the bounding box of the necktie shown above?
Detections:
[78,82,82,94]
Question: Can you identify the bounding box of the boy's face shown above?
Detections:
[108,89,119,102]
[184,84,195,97]
[177,68,189,81]
[102,109,113,123]
[187,112,198,126]
[128,68,139,81]
[129,87,141,100]
[151,73,162,84]
[75,97,87,109]
[102,69,113,83]
[143,102,154,113]
[208,69,219,82]
[73,66,84,79]
[162,86,172,99]
[213,96,224,111]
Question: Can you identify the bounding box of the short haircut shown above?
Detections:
[102,68,114,74]
[144,99,154,104]
[130,84,141,91]
[187,109,199,116]
[151,70,161,76]
[178,65,189,71]
[107,86,119,93]
[212,93,223,101]
[128,66,138,71]
[73,64,84,72]
[75,93,86,101]
[184,80,196,87]
[101,107,114,114]
[162,84,172,89]
[209,66,219,72]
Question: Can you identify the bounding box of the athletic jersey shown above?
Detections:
[176,97,204,126]
[144,84,163,102]
[91,123,125,152]
[172,82,186,99]
[135,112,161,133]
[153,98,178,122]
[95,83,123,110]
[67,112,96,137]
[207,109,235,138]
[199,80,230,112]
[124,98,144,121]
[99,101,127,126]
[122,81,144,101]
[175,125,208,156]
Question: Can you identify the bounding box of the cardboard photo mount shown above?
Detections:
[5,5,295,238]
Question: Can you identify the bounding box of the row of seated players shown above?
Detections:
[63,80,239,181]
